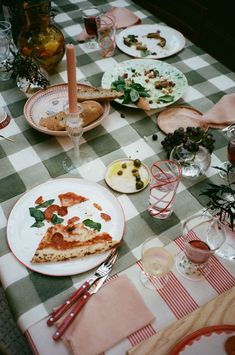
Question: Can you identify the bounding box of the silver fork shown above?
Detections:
[47,248,118,326]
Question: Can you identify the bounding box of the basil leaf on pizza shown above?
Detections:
[35,199,55,209]
[83,219,102,232]
[51,214,64,225]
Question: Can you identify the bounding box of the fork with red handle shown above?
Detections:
[47,249,117,326]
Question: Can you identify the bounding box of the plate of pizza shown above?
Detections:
[7,178,125,276]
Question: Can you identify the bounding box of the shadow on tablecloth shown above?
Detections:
[0,283,33,355]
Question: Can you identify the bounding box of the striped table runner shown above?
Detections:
[25,236,235,355]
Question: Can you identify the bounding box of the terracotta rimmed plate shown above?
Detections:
[23,83,110,136]
[157,106,208,134]
[116,24,185,59]
[169,325,235,355]
[7,178,125,276]
[105,158,150,194]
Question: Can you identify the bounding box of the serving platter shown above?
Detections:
[101,59,188,110]
[7,178,125,276]
[24,83,110,136]
[116,24,185,59]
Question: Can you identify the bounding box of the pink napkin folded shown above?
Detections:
[200,93,235,128]
[61,275,155,355]
[77,7,141,42]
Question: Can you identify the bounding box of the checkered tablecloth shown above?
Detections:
[0,0,235,353]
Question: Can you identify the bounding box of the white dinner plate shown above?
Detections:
[7,178,125,276]
[116,24,185,59]
[101,59,188,110]
[23,83,110,136]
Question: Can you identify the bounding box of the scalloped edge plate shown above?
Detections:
[24,83,110,136]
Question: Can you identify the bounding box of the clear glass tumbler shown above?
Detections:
[96,15,116,57]
[148,160,182,219]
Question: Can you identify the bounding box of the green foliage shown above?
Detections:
[200,165,235,229]
[6,51,50,89]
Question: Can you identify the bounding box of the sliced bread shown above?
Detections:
[77,85,124,102]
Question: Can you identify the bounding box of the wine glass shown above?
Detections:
[82,7,101,49]
[176,214,226,281]
[140,236,175,290]
[62,104,84,173]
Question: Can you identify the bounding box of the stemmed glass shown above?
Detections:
[0,20,13,81]
[82,7,102,49]
[140,236,175,290]
[176,214,226,281]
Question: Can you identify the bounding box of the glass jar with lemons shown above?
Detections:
[18,0,65,72]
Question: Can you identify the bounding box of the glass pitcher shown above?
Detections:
[18,0,65,72]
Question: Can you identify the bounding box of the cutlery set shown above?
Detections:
[47,249,118,341]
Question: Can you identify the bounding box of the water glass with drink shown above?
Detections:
[140,236,175,290]
[148,160,182,219]
[96,15,116,57]
[176,213,226,281]
[82,7,101,49]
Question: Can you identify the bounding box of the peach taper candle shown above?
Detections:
[66,44,78,114]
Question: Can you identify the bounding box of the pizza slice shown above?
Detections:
[58,192,88,207]
[31,222,119,263]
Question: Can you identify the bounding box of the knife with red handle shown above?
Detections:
[53,274,108,341]
[47,249,117,326]
[47,281,91,326]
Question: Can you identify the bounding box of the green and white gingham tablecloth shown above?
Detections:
[0,0,235,353]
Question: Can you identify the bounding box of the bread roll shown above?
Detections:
[80,100,104,126]
[39,101,103,131]
[77,86,124,102]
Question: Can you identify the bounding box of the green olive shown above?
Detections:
[133,159,141,168]
[117,170,123,175]
[132,168,139,177]
[136,180,144,190]
[121,163,127,169]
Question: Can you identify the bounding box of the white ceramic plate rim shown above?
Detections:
[23,83,110,136]
[105,158,150,193]
[116,24,185,59]
[7,178,125,276]
[101,58,188,110]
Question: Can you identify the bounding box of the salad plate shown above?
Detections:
[101,59,188,110]
[7,178,125,276]
[116,24,185,59]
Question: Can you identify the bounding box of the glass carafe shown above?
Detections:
[18,1,65,72]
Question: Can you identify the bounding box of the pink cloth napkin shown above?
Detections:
[200,93,235,128]
[61,275,154,355]
[77,7,141,42]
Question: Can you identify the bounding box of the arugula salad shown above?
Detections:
[102,59,188,109]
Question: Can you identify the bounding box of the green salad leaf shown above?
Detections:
[111,75,149,105]
[157,94,175,103]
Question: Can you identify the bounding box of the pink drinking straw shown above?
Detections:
[66,44,78,114]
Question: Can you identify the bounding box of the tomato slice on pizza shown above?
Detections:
[58,192,88,207]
